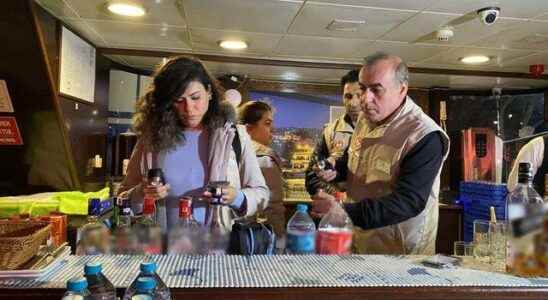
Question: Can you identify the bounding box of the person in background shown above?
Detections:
[238,101,286,250]
[311,52,450,255]
[507,135,548,194]
[117,56,269,233]
[305,69,361,195]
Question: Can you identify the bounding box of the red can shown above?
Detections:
[316,228,352,255]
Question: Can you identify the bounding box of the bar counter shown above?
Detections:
[0,254,546,300]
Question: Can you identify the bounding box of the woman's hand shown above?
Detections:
[203,185,238,205]
[143,180,170,200]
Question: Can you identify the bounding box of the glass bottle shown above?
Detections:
[134,197,163,254]
[112,198,139,254]
[76,199,111,255]
[505,162,545,276]
[316,192,353,255]
[167,197,202,254]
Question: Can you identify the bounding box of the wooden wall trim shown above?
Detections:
[30,0,80,189]
[97,47,548,81]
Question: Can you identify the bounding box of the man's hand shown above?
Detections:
[203,185,238,205]
[311,189,336,218]
[313,157,338,182]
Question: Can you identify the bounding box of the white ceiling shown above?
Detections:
[35,0,548,89]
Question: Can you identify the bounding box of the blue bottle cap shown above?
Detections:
[140,261,156,274]
[296,204,308,213]
[84,262,102,275]
[88,198,101,215]
[136,277,156,291]
[67,277,88,291]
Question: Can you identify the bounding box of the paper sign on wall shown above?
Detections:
[0,80,14,113]
[0,117,23,145]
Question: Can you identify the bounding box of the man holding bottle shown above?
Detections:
[311,52,450,255]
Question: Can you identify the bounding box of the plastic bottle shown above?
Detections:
[84,262,116,300]
[63,277,91,300]
[286,204,316,254]
[167,197,203,254]
[126,278,156,300]
[316,192,353,255]
[124,262,170,300]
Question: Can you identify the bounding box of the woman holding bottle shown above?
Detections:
[118,56,269,239]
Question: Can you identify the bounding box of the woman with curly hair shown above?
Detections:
[118,56,269,240]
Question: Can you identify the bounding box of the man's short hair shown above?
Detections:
[363,52,409,85]
[341,69,360,88]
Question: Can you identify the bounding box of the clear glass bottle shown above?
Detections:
[112,198,139,254]
[316,192,353,255]
[506,162,546,276]
[205,202,230,255]
[84,262,116,300]
[134,197,163,254]
[124,262,170,300]
[76,200,111,255]
[63,277,91,300]
[167,197,203,254]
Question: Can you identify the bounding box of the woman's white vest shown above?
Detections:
[347,97,449,254]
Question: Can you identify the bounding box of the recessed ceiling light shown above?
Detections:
[107,2,146,17]
[460,55,490,64]
[219,40,248,50]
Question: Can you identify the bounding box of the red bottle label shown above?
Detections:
[316,228,352,255]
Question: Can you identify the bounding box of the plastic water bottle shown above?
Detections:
[126,278,156,300]
[84,262,116,300]
[286,204,316,254]
[316,192,353,254]
[63,277,91,300]
[124,262,170,300]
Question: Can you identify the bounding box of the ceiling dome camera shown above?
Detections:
[477,7,500,25]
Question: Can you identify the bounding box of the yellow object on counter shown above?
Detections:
[54,187,110,215]
[0,187,110,217]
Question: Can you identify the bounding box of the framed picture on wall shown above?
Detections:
[59,26,96,103]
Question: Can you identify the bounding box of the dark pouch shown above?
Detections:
[228,221,276,255]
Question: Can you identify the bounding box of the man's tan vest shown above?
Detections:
[347,97,449,254]
[323,115,354,158]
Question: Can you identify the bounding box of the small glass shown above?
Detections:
[206,181,230,204]
[488,221,507,269]
[473,220,491,263]
[454,241,474,256]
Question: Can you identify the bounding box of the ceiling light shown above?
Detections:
[460,55,490,64]
[219,40,248,50]
[107,2,146,17]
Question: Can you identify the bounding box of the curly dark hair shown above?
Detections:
[133,56,226,152]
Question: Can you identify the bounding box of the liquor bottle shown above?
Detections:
[505,162,546,276]
[76,199,111,255]
[112,198,139,254]
[134,197,163,254]
[316,192,353,255]
[167,197,203,254]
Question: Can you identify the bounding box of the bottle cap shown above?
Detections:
[179,197,192,218]
[84,262,102,275]
[140,261,157,274]
[136,277,156,291]
[88,198,101,216]
[296,204,308,213]
[67,277,88,291]
[143,197,155,214]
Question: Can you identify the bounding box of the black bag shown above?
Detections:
[228,221,276,255]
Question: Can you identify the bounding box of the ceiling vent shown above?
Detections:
[327,19,365,32]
